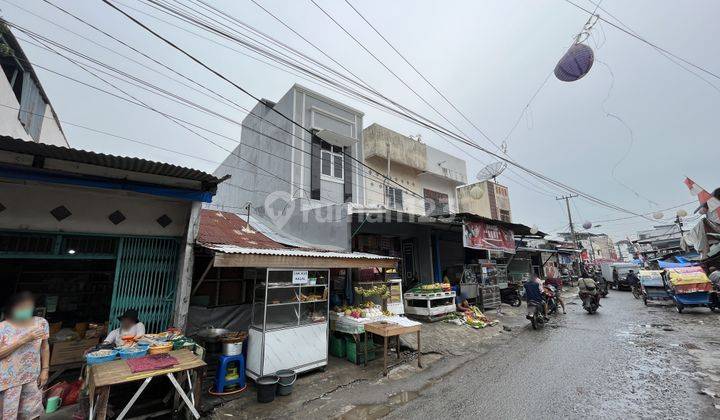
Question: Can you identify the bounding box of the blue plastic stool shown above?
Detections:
[214,354,246,393]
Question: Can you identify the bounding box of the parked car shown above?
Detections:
[600,262,640,290]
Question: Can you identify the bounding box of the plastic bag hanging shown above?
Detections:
[554,43,595,82]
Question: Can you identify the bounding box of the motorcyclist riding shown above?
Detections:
[578,276,601,313]
[524,274,548,321]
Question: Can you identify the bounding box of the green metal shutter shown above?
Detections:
[109,237,180,333]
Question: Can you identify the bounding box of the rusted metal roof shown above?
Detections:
[198,209,396,261]
[198,209,291,250]
[0,136,221,189]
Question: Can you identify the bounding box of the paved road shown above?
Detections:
[386,290,719,419]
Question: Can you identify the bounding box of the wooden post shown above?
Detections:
[173,202,202,331]
[417,331,422,368]
[383,336,388,376]
[95,386,110,420]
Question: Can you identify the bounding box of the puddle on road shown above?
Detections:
[338,391,420,420]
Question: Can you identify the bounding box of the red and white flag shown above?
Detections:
[684,177,720,219]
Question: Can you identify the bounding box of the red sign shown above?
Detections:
[463,221,515,254]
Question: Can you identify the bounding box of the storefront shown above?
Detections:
[189,210,396,378]
[0,138,220,372]
[349,209,543,309]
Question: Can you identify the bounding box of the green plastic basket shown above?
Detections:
[346,338,376,364]
[330,335,346,358]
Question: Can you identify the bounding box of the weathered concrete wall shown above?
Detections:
[364,157,424,214]
[425,144,467,184]
[363,123,426,171]
[0,180,191,237]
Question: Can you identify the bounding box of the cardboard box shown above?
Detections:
[50,337,99,366]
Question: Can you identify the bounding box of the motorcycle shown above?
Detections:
[526,300,546,330]
[594,274,609,298]
[543,285,559,315]
[500,284,523,307]
[631,282,642,300]
[579,287,600,314]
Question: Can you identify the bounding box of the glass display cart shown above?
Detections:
[246,269,330,380]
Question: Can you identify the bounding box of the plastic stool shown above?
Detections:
[214,354,246,393]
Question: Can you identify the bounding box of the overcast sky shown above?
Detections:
[4,0,718,240]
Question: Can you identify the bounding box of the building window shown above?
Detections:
[320,141,344,181]
[386,186,403,211]
[423,189,449,216]
[499,209,511,223]
[0,37,24,103]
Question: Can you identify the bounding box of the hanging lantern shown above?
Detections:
[530,225,539,235]
[582,221,592,229]
[554,43,595,82]
[653,212,664,220]
[676,209,688,218]
[469,184,484,200]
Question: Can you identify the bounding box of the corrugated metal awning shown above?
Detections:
[206,244,397,268]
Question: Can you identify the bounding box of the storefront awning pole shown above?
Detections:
[542,252,556,267]
[506,235,525,266]
[191,256,215,296]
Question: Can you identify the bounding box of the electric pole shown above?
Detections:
[557,194,580,274]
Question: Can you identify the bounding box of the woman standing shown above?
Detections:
[0,292,50,419]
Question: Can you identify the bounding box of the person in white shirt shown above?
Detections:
[103,309,145,347]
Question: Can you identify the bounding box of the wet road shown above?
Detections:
[386,290,719,419]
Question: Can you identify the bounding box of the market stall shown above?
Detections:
[194,210,397,379]
[88,348,205,420]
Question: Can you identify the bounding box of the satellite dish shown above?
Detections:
[653,212,664,220]
[476,161,507,182]
[555,43,595,82]
[582,221,592,229]
[676,209,688,218]
[530,225,539,235]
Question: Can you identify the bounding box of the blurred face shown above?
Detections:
[120,318,136,330]
[11,299,34,321]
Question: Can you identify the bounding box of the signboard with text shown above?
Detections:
[462,221,515,254]
[292,270,309,284]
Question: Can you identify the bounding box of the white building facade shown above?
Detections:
[0,26,67,147]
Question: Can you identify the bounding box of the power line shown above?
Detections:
[101,0,427,203]
[563,0,720,82]
[54,0,654,220]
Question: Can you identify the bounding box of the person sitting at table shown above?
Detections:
[103,309,145,347]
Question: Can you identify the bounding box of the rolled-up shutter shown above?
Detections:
[310,134,321,200]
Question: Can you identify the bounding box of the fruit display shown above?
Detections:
[410,283,448,294]
[332,302,391,320]
[463,306,499,329]
[354,285,390,299]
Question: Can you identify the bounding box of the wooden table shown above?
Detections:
[363,322,422,376]
[89,349,206,420]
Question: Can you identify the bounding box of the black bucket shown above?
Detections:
[256,375,279,403]
[276,369,297,396]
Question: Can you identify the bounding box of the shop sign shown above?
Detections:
[463,221,515,254]
[292,270,309,284]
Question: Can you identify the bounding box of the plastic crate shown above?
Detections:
[346,338,376,364]
[330,334,346,358]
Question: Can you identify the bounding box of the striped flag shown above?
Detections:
[684,177,720,219]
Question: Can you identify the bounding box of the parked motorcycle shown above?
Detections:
[500,284,523,307]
